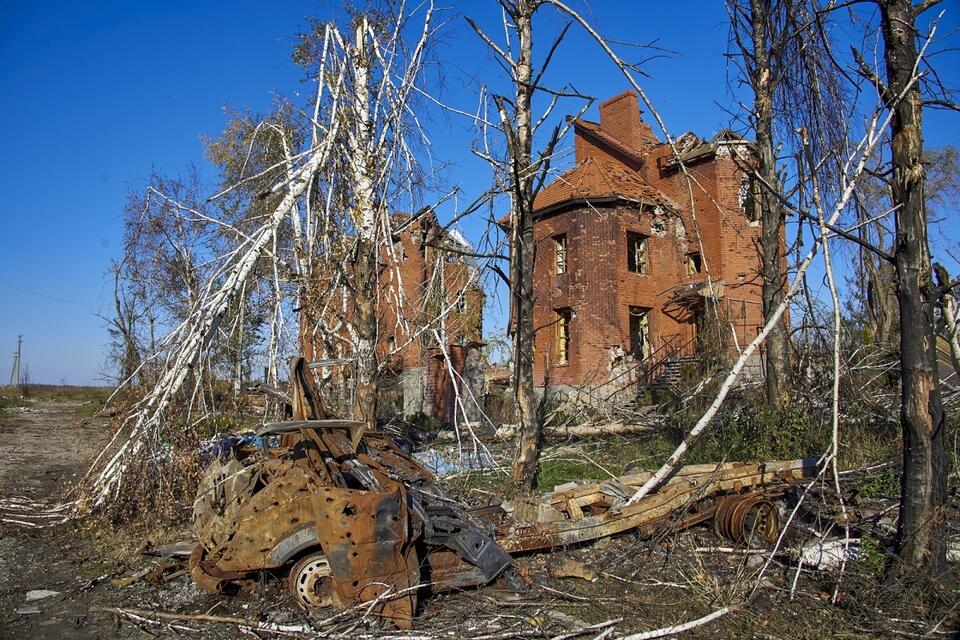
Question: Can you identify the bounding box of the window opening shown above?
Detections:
[628,307,650,360]
[627,232,648,274]
[556,309,571,364]
[739,175,762,222]
[554,234,567,275]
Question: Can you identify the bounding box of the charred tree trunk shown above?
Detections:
[880,0,949,573]
[353,238,378,434]
[750,0,790,409]
[508,0,542,494]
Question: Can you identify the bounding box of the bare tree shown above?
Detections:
[468,0,592,493]
[79,1,444,510]
[727,0,845,407]
[852,173,900,350]
[734,0,792,407]
[874,0,950,572]
[103,257,147,386]
[297,6,442,439]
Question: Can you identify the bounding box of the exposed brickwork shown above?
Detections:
[301,211,484,422]
[376,212,484,368]
[527,91,773,388]
[424,345,469,425]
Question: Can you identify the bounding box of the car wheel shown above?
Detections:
[288,552,336,609]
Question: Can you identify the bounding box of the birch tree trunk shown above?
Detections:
[933,264,960,378]
[507,0,542,494]
[349,21,379,436]
[749,0,790,409]
[880,0,949,573]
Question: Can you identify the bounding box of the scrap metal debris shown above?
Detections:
[189,359,510,630]
[188,357,817,629]
[496,458,814,553]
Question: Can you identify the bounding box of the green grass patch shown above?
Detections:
[536,459,609,489]
[194,413,260,438]
[857,535,887,577]
[78,558,117,579]
[452,391,906,497]
[14,384,115,416]
[0,394,29,412]
[855,467,900,499]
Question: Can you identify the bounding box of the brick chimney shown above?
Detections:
[599,91,658,150]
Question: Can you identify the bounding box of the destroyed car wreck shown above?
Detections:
[191,420,511,629]
[190,359,817,629]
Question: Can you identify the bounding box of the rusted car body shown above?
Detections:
[191,421,510,628]
[190,360,814,628]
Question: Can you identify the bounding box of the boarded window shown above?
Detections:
[686,252,702,275]
[627,232,648,274]
[628,307,650,360]
[554,234,567,275]
[556,309,571,364]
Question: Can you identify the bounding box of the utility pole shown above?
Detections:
[9,335,22,387]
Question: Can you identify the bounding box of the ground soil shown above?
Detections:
[0,399,957,639]
[0,400,244,640]
[0,399,125,639]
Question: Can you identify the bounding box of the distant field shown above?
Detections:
[0,384,114,415]
[17,384,113,402]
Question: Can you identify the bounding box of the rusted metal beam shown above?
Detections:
[498,459,815,553]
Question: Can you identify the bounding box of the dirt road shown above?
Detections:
[0,399,283,640]
[0,400,109,496]
[0,400,124,639]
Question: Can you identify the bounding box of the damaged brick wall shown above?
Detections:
[528,90,775,391]
[301,212,485,425]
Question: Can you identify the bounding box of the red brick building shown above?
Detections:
[526,91,768,393]
[302,211,485,424]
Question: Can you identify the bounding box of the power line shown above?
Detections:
[9,335,22,387]
[0,279,98,306]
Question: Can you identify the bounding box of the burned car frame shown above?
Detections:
[191,418,510,629]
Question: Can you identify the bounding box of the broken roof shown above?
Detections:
[657,129,754,172]
[533,155,676,214]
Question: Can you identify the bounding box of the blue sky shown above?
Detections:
[1,1,957,384]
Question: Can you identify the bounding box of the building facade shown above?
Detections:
[527,91,769,394]
[301,211,485,424]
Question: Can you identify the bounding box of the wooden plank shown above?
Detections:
[498,458,816,553]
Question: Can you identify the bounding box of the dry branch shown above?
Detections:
[624,63,926,505]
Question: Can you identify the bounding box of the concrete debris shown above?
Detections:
[547,557,597,582]
[799,538,859,571]
[24,589,60,602]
